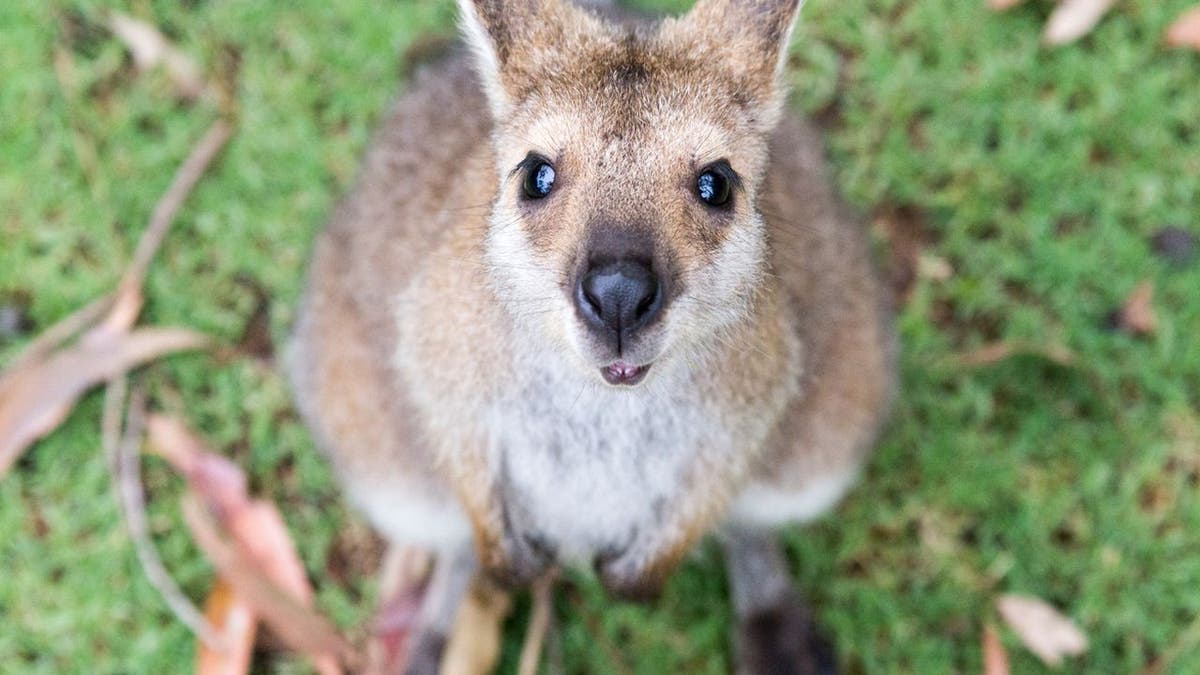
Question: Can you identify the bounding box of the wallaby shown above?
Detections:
[288,0,896,672]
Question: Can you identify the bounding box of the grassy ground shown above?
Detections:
[2,0,1199,672]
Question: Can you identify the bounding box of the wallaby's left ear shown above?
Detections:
[679,0,804,90]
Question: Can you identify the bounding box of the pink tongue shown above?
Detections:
[609,362,640,378]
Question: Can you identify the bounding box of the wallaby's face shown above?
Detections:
[463,0,800,386]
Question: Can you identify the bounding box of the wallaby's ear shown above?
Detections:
[458,0,597,118]
[679,0,804,98]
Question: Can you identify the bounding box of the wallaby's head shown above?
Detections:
[462,0,801,386]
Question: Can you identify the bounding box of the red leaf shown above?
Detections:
[1166,7,1200,51]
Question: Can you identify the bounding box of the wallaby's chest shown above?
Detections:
[488,369,719,562]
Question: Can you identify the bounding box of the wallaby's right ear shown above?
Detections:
[458,0,598,118]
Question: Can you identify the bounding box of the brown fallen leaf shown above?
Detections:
[1166,7,1200,50]
[1114,280,1158,336]
[997,594,1088,667]
[108,12,207,99]
[183,496,353,673]
[441,576,512,675]
[0,119,230,476]
[950,340,1076,368]
[987,0,1028,11]
[983,623,1012,675]
[0,327,206,475]
[147,416,347,674]
[1044,0,1116,45]
[197,578,257,675]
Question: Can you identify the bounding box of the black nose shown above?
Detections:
[576,260,663,338]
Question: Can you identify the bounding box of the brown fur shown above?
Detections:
[288,1,895,671]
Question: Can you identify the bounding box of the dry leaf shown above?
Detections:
[983,623,1012,675]
[1044,0,1116,45]
[997,594,1088,666]
[108,12,206,99]
[917,253,954,282]
[197,578,257,675]
[148,416,346,674]
[951,341,1076,368]
[0,327,205,475]
[441,577,512,675]
[988,0,1028,11]
[1166,7,1200,50]
[518,573,556,675]
[0,119,229,476]
[1115,280,1157,336]
[183,497,353,673]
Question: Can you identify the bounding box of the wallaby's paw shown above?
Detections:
[594,543,667,602]
[734,593,839,675]
[486,527,554,589]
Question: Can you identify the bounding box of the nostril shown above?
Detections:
[583,286,603,316]
[634,282,660,321]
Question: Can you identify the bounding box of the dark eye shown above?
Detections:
[696,168,732,207]
[523,161,556,199]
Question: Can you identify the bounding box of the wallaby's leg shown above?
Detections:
[721,528,838,675]
[403,545,477,675]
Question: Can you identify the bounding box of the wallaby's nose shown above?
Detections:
[576,260,663,339]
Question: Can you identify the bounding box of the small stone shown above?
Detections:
[1151,226,1197,266]
[0,305,31,341]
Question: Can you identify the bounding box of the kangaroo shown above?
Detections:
[288,0,896,672]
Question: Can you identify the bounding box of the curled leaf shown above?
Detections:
[1166,7,1200,51]
[150,416,345,674]
[1044,0,1116,45]
[997,594,1088,667]
[183,496,353,672]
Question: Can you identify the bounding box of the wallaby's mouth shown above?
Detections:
[601,360,650,386]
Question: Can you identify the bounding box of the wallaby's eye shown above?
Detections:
[696,162,734,207]
[522,159,556,199]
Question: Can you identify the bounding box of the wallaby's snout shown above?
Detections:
[571,228,670,385]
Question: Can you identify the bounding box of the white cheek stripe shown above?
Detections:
[727,469,858,529]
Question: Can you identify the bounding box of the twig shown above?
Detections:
[4,119,230,386]
[117,119,233,306]
[102,378,226,649]
[518,570,558,675]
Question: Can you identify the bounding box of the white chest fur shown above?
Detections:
[486,356,727,563]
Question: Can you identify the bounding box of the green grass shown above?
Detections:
[2,0,1199,672]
